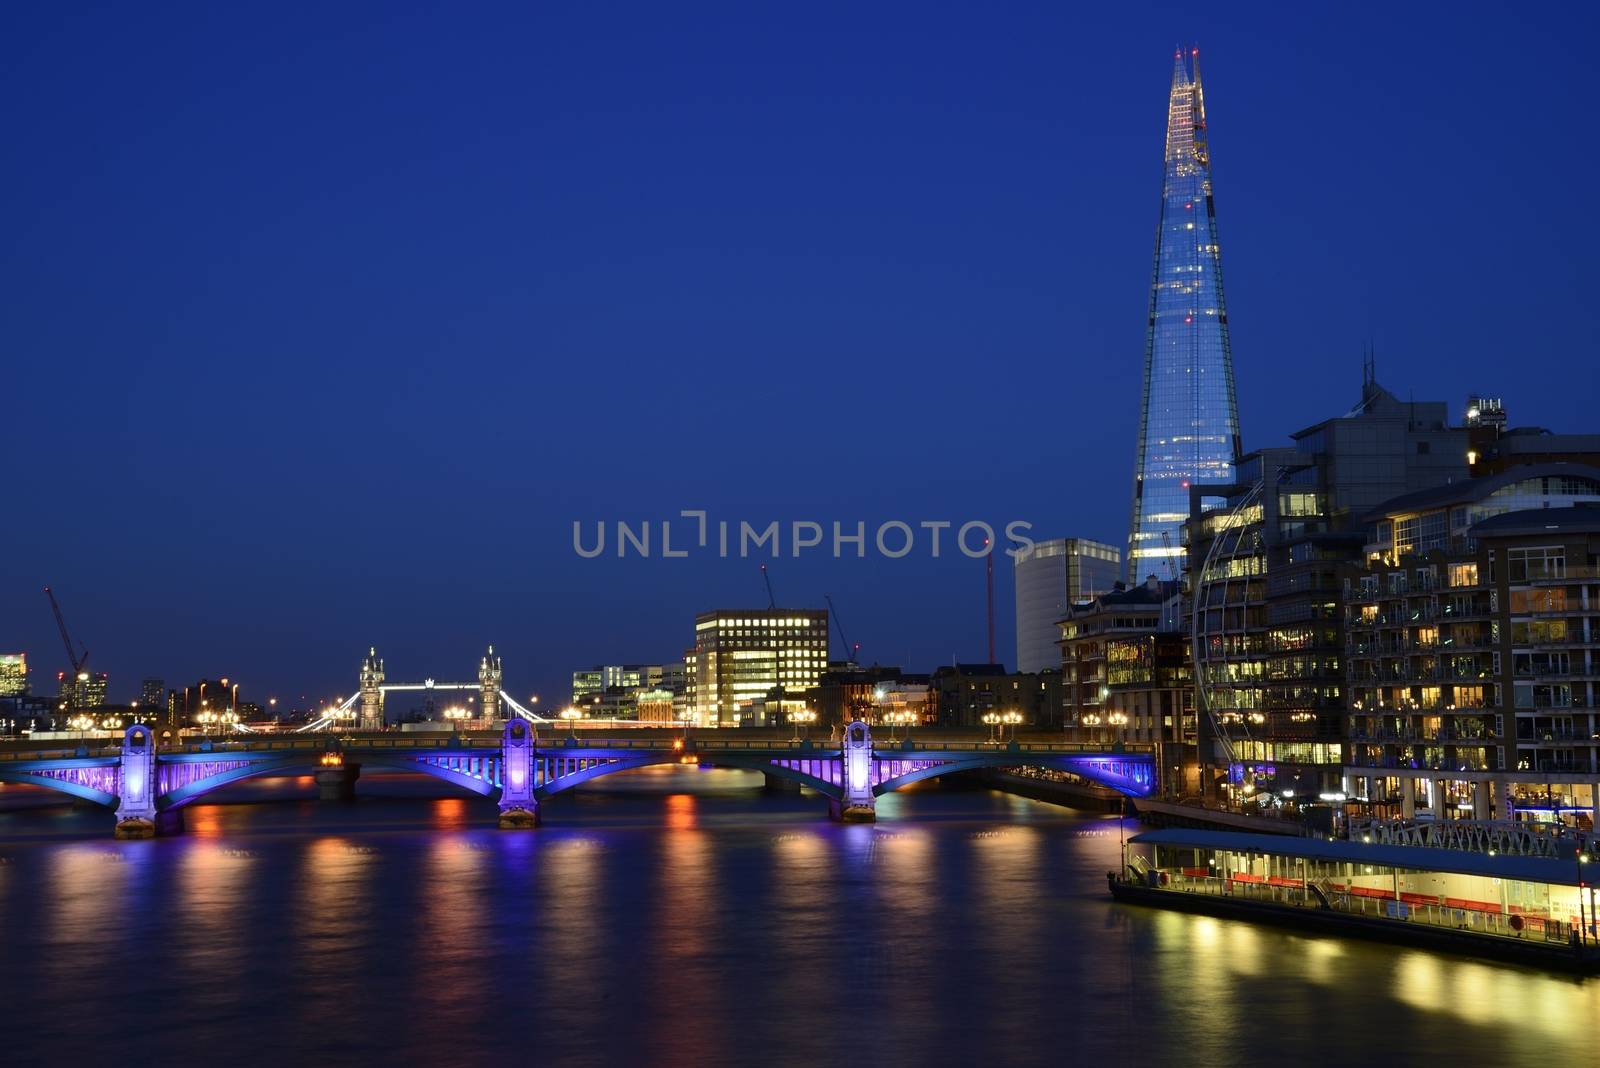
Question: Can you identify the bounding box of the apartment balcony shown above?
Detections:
[1517,566,1600,584]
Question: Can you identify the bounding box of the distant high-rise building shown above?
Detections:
[56,670,108,711]
[140,677,165,709]
[1012,538,1121,673]
[692,610,830,727]
[1127,48,1242,580]
[569,663,688,718]
[0,654,27,697]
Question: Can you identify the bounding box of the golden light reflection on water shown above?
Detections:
[1391,949,1597,1040]
[293,836,375,1008]
[186,804,226,837]
[968,824,1046,1039]
[42,846,138,989]
[664,791,696,832]
[417,834,487,1023]
[539,832,605,1011]
[646,792,730,1066]
[430,796,470,830]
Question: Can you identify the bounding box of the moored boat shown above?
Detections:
[1109,827,1600,971]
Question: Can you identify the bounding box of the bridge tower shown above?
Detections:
[113,723,158,839]
[833,719,876,822]
[479,645,503,722]
[359,647,385,730]
[498,717,539,828]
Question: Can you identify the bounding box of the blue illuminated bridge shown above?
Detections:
[0,721,1155,837]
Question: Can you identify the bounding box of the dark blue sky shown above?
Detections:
[4,3,1595,709]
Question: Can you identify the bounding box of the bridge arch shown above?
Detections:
[0,765,119,808]
[156,751,502,810]
[533,751,844,800]
[870,753,1154,798]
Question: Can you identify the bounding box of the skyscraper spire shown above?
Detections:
[1126,48,1242,581]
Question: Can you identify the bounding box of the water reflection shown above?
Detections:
[1,785,1598,1066]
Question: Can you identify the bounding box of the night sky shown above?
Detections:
[3,3,1595,709]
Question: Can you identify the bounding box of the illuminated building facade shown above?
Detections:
[1343,477,1600,825]
[1127,48,1241,581]
[928,664,1065,728]
[571,663,689,720]
[0,654,26,697]
[1187,379,1469,800]
[691,609,829,726]
[1013,538,1121,673]
[1058,577,1193,793]
[56,670,108,711]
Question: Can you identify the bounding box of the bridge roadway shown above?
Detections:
[0,721,1155,837]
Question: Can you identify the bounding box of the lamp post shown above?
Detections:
[982,711,1001,745]
[561,706,584,739]
[1003,710,1023,744]
[443,705,470,733]
[1083,712,1102,744]
[789,708,817,743]
[1108,710,1128,745]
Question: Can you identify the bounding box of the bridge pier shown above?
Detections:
[497,718,540,828]
[316,762,361,801]
[113,724,159,839]
[763,771,801,793]
[834,719,876,822]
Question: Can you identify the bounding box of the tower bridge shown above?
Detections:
[296,645,545,731]
[0,721,1155,837]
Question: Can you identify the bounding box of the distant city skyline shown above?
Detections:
[3,8,1595,704]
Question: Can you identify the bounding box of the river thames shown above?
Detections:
[0,768,1594,1066]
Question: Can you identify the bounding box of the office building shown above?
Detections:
[1013,538,1120,673]
[1186,376,1473,800]
[0,653,26,697]
[55,670,108,712]
[691,609,830,726]
[1126,48,1242,580]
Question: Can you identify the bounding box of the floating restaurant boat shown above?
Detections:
[1109,828,1600,971]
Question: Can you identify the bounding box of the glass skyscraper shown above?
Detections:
[1126,48,1241,580]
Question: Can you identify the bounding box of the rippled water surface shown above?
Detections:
[1,767,1594,1066]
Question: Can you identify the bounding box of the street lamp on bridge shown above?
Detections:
[443,705,470,732]
[789,708,817,742]
[561,706,585,738]
[1002,710,1023,743]
[981,711,1001,745]
[885,709,916,742]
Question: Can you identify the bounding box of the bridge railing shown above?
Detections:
[0,746,123,762]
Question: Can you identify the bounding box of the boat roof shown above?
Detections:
[1128,828,1589,887]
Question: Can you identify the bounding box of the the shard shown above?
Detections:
[1125,47,1242,580]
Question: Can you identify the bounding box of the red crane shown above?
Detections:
[44,586,90,681]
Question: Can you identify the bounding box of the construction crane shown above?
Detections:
[760,564,777,609]
[1158,531,1179,583]
[824,594,860,666]
[44,586,90,709]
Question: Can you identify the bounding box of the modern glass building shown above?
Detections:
[1012,538,1121,673]
[1126,48,1241,581]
